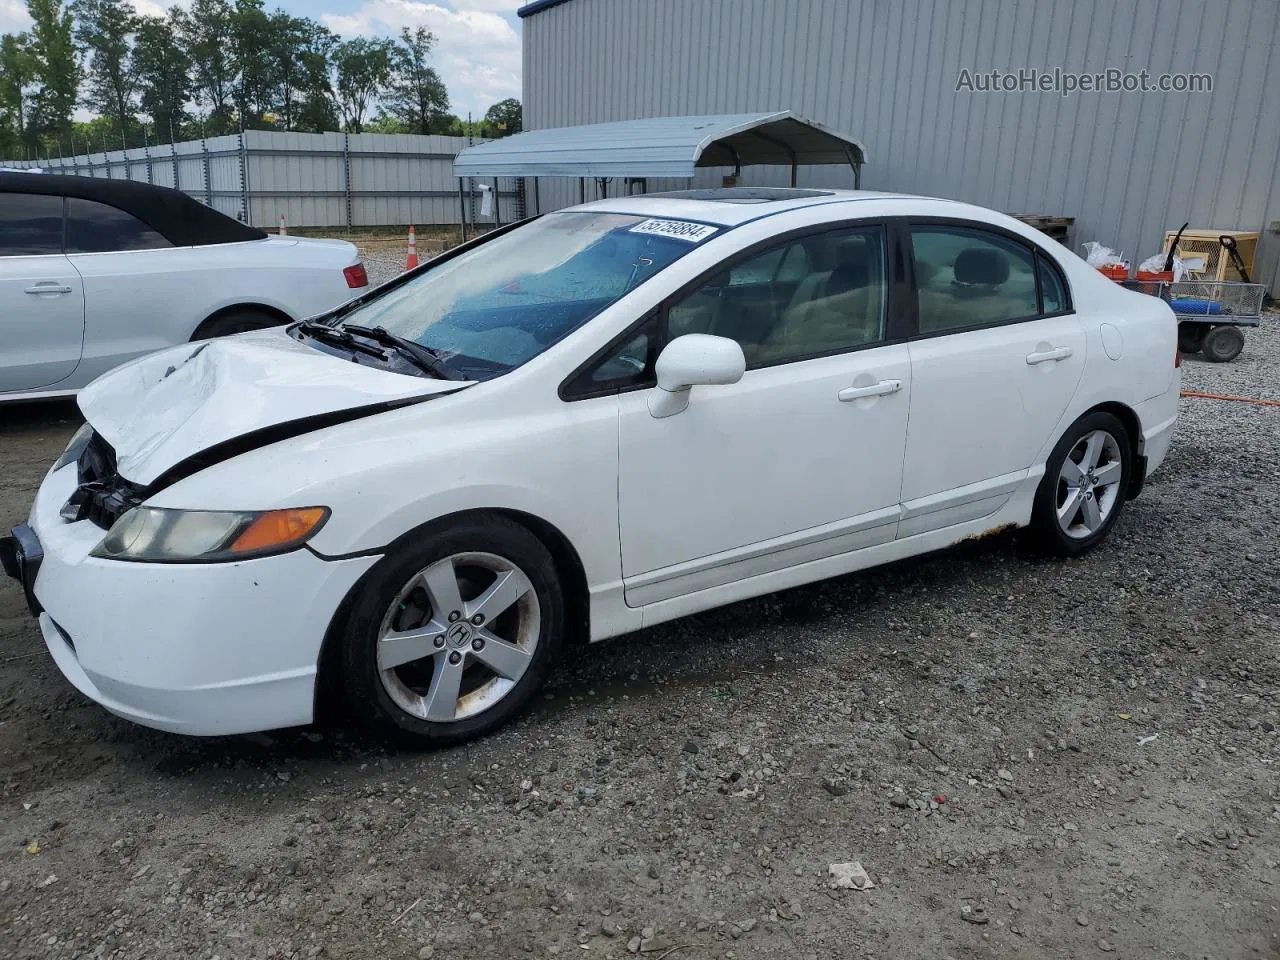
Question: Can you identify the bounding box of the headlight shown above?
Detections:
[91,506,330,563]
[53,423,95,471]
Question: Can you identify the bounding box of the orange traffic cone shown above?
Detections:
[405,225,418,270]
[278,213,287,236]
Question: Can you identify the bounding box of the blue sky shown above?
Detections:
[0,0,523,120]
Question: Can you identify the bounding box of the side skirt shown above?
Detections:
[588,474,1041,639]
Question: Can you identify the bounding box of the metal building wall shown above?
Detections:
[3,131,520,229]
[522,0,1280,290]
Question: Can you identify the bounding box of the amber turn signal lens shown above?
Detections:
[229,507,329,554]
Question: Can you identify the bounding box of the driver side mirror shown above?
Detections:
[648,334,746,418]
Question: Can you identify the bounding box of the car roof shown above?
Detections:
[0,172,267,246]
[569,186,921,226]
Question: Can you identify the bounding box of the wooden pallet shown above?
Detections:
[1012,213,1075,246]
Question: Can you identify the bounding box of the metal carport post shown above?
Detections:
[458,177,468,242]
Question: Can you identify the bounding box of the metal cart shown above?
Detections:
[1121,280,1266,363]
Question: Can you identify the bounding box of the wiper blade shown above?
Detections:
[297,318,341,333]
[340,324,465,381]
[296,319,389,360]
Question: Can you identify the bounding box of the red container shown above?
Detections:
[1133,268,1173,296]
[1098,263,1129,281]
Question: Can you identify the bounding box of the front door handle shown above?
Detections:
[1026,345,1073,365]
[838,379,902,402]
[24,282,74,295]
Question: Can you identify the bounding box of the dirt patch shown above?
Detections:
[1,330,1277,959]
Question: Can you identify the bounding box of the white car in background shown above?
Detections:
[0,172,368,401]
[2,188,1180,747]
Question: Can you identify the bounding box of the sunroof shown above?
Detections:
[645,187,835,203]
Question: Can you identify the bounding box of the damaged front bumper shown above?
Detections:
[0,523,44,616]
[19,463,381,736]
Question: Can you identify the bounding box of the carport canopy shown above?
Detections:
[452,111,865,184]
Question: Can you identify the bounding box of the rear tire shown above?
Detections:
[338,515,564,748]
[1200,325,1244,363]
[191,308,286,340]
[1031,411,1132,557]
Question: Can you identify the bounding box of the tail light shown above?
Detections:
[343,263,369,288]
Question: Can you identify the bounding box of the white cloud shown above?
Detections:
[0,0,192,32]
[0,0,31,33]
[322,0,521,120]
[457,0,524,10]
[134,0,192,17]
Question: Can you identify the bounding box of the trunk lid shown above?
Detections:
[78,328,466,486]
[265,233,358,252]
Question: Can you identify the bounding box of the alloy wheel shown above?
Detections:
[376,552,540,722]
[1055,429,1123,539]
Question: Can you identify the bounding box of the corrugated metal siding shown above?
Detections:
[523,0,1280,291]
[4,131,516,229]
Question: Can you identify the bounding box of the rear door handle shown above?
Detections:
[24,283,74,295]
[838,379,902,401]
[1026,346,1073,365]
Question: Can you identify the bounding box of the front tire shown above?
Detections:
[1031,412,1132,557]
[338,515,564,747]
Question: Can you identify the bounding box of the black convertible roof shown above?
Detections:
[0,172,267,246]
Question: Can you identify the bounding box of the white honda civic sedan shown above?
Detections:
[2,188,1180,746]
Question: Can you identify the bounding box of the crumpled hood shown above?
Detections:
[78,329,467,486]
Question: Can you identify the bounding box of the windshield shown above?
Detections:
[330,211,714,380]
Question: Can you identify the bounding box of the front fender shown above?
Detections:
[145,395,624,590]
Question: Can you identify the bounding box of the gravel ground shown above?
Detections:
[1,319,1277,959]
[358,241,425,287]
[355,237,452,288]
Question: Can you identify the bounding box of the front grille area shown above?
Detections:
[63,432,143,530]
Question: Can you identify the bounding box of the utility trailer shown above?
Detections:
[1122,280,1266,363]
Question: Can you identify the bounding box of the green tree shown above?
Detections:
[332,36,392,133]
[365,113,409,134]
[0,33,38,157]
[71,113,119,153]
[384,26,448,135]
[132,13,190,140]
[72,0,140,141]
[174,0,235,134]
[294,26,339,133]
[26,0,81,146]
[437,113,466,137]
[482,97,521,137]
[264,12,339,131]
[229,0,271,126]
[266,11,305,130]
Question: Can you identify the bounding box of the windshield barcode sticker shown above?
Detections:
[628,219,719,243]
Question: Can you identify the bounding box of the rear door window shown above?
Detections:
[0,194,64,256]
[911,225,1039,335]
[66,197,172,253]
